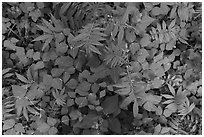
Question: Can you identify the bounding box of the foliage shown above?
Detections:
[2,2,202,135]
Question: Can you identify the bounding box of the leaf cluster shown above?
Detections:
[2,2,202,135]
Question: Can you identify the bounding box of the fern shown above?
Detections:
[33,14,65,51]
[104,42,127,68]
[150,20,177,44]
[2,95,16,119]
[71,23,107,55]
[113,67,149,117]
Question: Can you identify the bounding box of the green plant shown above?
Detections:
[2,2,202,135]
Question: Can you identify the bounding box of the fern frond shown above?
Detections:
[71,23,107,55]
[104,42,126,68]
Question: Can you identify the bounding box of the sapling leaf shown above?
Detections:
[12,85,27,99]
[3,119,15,130]
[61,115,69,125]
[101,95,118,115]
[15,73,29,83]
[37,122,50,133]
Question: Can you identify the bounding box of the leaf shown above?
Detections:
[167,84,175,96]
[36,25,52,34]
[33,52,41,61]
[108,118,121,134]
[89,44,101,55]
[37,122,50,133]
[15,98,30,116]
[140,34,151,47]
[66,78,78,89]
[48,127,58,135]
[133,99,139,117]
[43,74,53,87]
[101,95,118,115]
[52,78,62,90]
[104,43,125,68]
[42,18,55,32]
[166,103,177,112]
[63,72,70,83]
[61,115,69,125]
[154,52,163,63]
[56,42,68,54]
[4,40,17,50]
[100,90,106,98]
[14,123,25,133]
[156,106,163,115]
[120,93,135,108]
[77,81,91,93]
[69,110,81,120]
[162,20,167,30]
[163,109,173,117]
[60,3,71,15]
[89,39,104,46]
[95,106,103,112]
[72,33,88,42]
[55,56,74,67]
[154,124,161,134]
[15,73,29,83]
[12,85,27,99]
[29,9,41,22]
[162,93,174,99]
[157,22,162,32]
[42,35,53,51]
[50,14,62,31]
[67,98,75,107]
[3,119,15,130]
[197,86,202,96]
[138,13,155,31]
[26,106,39,115]
[151,77,164,88]
[53,89,66,106]
[47,117,57,126]
[69,47,78,58]
[3,68,12,75]
[117,26,124,44]
[36,2,44,9]
[75,97,88,108]
[151,7,161,16]
[34,61,44,70]
[160,127,170,134]
[125,29,136,43]
[51,68,64,77]
[168,19,176,29]
[23,107,29,121]
[129,43,140,55]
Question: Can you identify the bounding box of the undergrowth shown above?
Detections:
[2,2,202,135]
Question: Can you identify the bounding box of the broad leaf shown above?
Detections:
[108,118,121,134]
[3,119,15,130]
[47,117,57,126]
[37,122,50,133]
[75,97,88,108]
[61,115,69,125]
[12,85,27,99]
[101,95,118,115]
